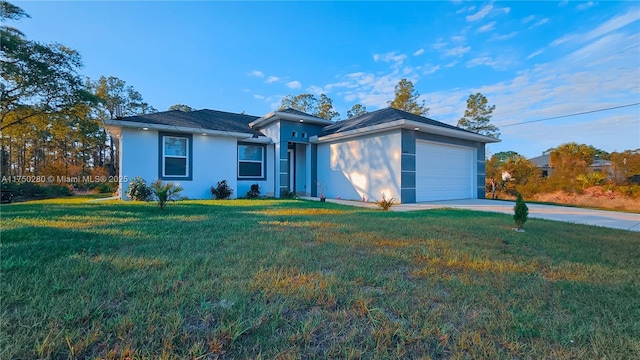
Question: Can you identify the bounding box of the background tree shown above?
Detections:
[346,104,367,118]
[168,104,194,112]
[316,94,339,120]
[88,75,156,175]
[548,142,597,190]
[610,149,640,184]
[388,78,429,116]
[1,1,89,130]
[278,93,340,120]
[457,92,499,138]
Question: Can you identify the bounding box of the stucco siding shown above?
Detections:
[120,129,244,200]
[317,130,402,202]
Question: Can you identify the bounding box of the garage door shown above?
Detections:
[415,140,475,202]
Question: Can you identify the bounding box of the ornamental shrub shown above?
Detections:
[246,183,260,198]
[126,176,153,201]
[211,180,233,200]
[377,193,396,211]
[513,193,529,231]
[152,179,184,210]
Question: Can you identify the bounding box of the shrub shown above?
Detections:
[377,193,396,211]
[211,180,233,200]
[246,183,260,198]
[513,194,529,231]
[280,189,297,199]
[152,180,184,210]
[126,177,153,201]
[0,182,72,200]
[94,182,117,194]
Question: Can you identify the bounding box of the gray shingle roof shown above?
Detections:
[279,108,325,120]
[321,107,474,136]
[118,109,263,136]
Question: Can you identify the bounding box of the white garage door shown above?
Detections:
[416,140,475,202]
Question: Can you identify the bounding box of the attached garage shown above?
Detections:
[415,140,476,202]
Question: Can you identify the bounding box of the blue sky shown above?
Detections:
[12,1,640,158]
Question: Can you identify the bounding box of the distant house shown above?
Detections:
[104,107,499,203]
[528,154,613,178]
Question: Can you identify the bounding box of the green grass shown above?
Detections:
[1,199,639,359]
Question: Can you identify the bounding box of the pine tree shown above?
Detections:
[513,194,529,231]
[388,79,429,116]
[457,93,499,138]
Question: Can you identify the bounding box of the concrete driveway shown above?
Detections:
[394,199,640,232]
[317,198,640,232]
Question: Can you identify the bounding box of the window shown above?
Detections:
[292,131,297,138]
[238,144,265,178]
[302,132,307,138]
[159,133,192,180]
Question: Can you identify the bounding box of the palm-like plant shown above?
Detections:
[152,180,184,210]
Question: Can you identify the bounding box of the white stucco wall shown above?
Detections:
[120,129,241,200]
[316,130,402,202]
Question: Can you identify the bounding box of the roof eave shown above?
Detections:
[312,119,501,143]
[103,119,266,141]
[250,111,333,129]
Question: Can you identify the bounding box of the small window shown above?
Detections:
[302,132,307,138]
[292,131,297,138]
[161,135,191,178]
[238,144,265,178]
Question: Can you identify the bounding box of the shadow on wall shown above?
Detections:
[319,133,401,202]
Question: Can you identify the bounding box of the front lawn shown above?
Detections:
[1,199,639,359]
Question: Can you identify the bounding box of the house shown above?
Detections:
[528,154,614,178]
[103,107,499,203]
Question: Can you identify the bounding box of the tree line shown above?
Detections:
[486,144,640,200]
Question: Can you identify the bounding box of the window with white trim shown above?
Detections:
[238,144,265,178]
[163,136,189,177]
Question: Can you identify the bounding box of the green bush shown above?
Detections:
[126,177,153,201]
[0,182,73,200]
[211,180,233,200]
[152,180,184,210]
[513,194,529,231]
[280,189,297,199]
[93,182,117,194]
[246,183,260,198]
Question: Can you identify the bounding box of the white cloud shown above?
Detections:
[576,1,596,11]
[466,4,493,21]
[266,76,280,84]
[253,94,265,100]
[493,31,518,41]
[286,80,301,89]
[526,49,545,59]
[551,8,639,47]
[423,65,441,75]
[413,48,425,56]
[466,56,496,68]
[249,70,264,77]
[532,18,549,27]
[478,21,496,33]
[445,46,471,57]
[431,39,448,50]
[522,15,535,24]
[307,85,325,95]
[502,7,511,14]
[451,35,466,42]
[373,51,408,65]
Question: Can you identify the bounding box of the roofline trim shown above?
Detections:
[103,119,270,142]
[310,119,501,143]
[249,111,334,128]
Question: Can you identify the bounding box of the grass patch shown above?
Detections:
[1,199,639,359]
